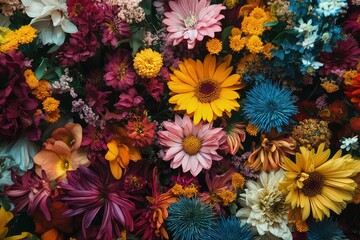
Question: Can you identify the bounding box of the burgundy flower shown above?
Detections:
[5,170,52,221]
[319,38,360,75]
[102,6,131,48]
[56,27,100,66]
[85,83,110,115]
[103,51,136,90]
[144,78,165,102]
[342,8,360,42]
[0,51,40,140]
[67,0,105,31]
[59,163,138,240]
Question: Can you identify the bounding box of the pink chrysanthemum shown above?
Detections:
[158,114,227,176]
[104,51,136,90]
[162,0,225,49]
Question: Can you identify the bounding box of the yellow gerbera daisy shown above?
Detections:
[279,143,360,221]
[168,54,244,124]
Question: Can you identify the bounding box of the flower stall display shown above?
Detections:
[1,0,360,239]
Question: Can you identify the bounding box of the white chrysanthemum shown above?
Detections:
[21,0,78,45]
[236,170,292,239]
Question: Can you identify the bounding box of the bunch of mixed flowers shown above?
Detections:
[1,0,360,239]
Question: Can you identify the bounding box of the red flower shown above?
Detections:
[350,116,360,134]
[345,74,360,110]
[126,116,156,147]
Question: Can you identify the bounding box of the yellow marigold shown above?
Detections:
[217,189,236,206]
[45,109,60,123]
[229,35,246,52]
[32,80,51,100]
[42,97,60,112]
[184,185,198,198]
[241,17,265,36]
[133,48,163,78]
[0,31,19,53]
[262,42,276,59]
[15,25,37,44]
[288,207,309,232]
[343,70,358,85]
[245,35,263,53]
[320,81,339,93]
[24,69,39,89]
[231,27,242,36]
[223,0,239,9]
[171,183,185,196]
[232,172,245,189]
[0,27,10,43]
[249,7,268,22]
[246,123,258,136]
[206,38,222,55]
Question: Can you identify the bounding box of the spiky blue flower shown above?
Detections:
[166,197,216,240]
[242,82,298,133]
[307,218,347,240]
[203,216,253,240]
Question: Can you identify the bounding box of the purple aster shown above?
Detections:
[103,51,136,90]
[58,162,138,240]
[5,170,52,220]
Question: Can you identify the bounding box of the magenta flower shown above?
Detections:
[114,87,144,110]
[319,38,360,75]
[103,51,136,90]
[58,163,137,240]
[158,114,227,176]
[5,170,52,220]
[144,78,164,102]
[102,7,131,48]
[162,0,225,49]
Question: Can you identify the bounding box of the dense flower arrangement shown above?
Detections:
[1,0,360,239]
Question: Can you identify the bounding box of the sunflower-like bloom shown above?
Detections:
[168,54,244,124]
[279,143,360,221]
[247,134,296,172]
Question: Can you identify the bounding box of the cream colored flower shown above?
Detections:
[236,170,292,239]
[21,0,77,45]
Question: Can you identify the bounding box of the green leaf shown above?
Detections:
[221,26,234,52]
[263,21,278,27]
[129,28,145,56]
[34,58,50,79]
[47,44,60,54]
[140,0,152,15]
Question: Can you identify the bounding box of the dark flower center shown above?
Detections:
[302,172,324,197]
[195,80,221,103]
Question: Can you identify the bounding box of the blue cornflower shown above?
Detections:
[315,0,347,17]
[203,216,253,240]
[166,197,216,240]
[307,218,347,240]
[242,82,298,133]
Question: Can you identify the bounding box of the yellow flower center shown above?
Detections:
[195,80,221,103]
[182,135,202,155]
[64,160,70,169]
[184,13,197,28]
[301,172,324,197]
[117,63,127,80]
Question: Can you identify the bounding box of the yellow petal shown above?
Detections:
[105,140,118,161]
[109,160,122,179]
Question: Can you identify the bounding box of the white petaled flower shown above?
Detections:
[21,0,78,45]
[236,170,292,239]
[0,13,10,27]
[340,135,359,151]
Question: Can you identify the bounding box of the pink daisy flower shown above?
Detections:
[157,114,227,176]
[162,0,225,49]
[103,51,136,90]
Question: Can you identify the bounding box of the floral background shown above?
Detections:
[1,0,360,239]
